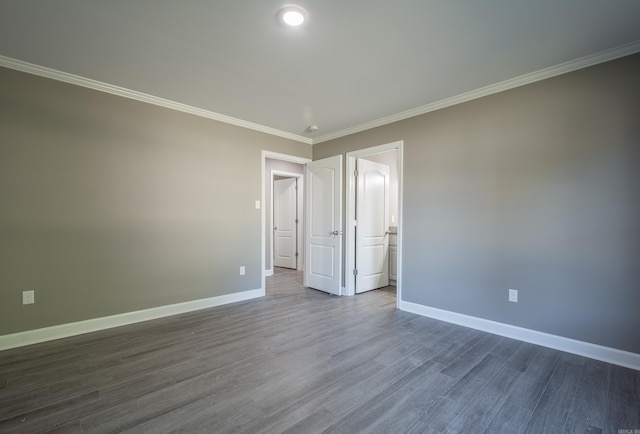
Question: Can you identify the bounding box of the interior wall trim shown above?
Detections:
[313,40,640,144]
[0,55,312,145]
[399,300,640,371]
[2,42,639,147]
[0,288,265,352]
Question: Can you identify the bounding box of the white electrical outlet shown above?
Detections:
[22,290,35,305]
[509,289,518,303]
[240,266,246,276]
[255,200,261,209]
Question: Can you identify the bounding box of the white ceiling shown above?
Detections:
[1,1,640,144]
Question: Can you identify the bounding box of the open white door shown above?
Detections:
[305,155,343,295]
[355,158,389,293]
[273,177,297,269]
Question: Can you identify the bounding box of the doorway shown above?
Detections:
[272,173,302,270]
[261,151,311,292]
[346,141,403,306]
[261,145,402,304]
[354,157,391,293]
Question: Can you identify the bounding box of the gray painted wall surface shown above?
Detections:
[314,53,640,354]
[0,66,311,336]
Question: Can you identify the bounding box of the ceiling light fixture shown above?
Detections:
[278,5,308,27]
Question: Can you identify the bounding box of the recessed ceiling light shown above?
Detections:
[283,10,304,26]
[278,5,308,27]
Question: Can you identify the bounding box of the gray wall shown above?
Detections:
[0,66,311,335]
[314,53,640,354]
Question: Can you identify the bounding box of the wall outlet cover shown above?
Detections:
[22,290,35,305]
[509,289,518,303]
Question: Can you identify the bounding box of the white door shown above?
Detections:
[274,177,297,269]
[355,158,389,293]
[304,155,343,295]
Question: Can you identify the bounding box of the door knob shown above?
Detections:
[331,230,342,236]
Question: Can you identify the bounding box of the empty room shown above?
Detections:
[1,2,639,433]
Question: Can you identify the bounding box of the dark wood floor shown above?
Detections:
[1,268,638,433]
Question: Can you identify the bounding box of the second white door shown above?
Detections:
[355,158,390,293]
[274,177,297,269]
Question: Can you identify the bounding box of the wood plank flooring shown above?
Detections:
[1,268,638,433]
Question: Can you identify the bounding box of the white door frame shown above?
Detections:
[261,151,311,293]
[345,141,403,308]
[270,170,303,274]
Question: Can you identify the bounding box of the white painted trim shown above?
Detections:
[262,152,311,165]
[345,141,403,304]
[345,157,357,296]
[271,170,304,177]
[0,55,311,145]
[265,269,274,277]
[399,300,640,371]
[0,288,264,352]
[3,40,638,147]
[312,40,640,144]
[396,143,404,310]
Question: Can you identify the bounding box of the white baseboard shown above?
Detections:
[0,288,265,352]
[265,269,274,277]
[399,300,640,371]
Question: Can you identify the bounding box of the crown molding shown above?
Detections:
[2,39,639,147]
[0,55,312,145]
[311,40,640,144]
